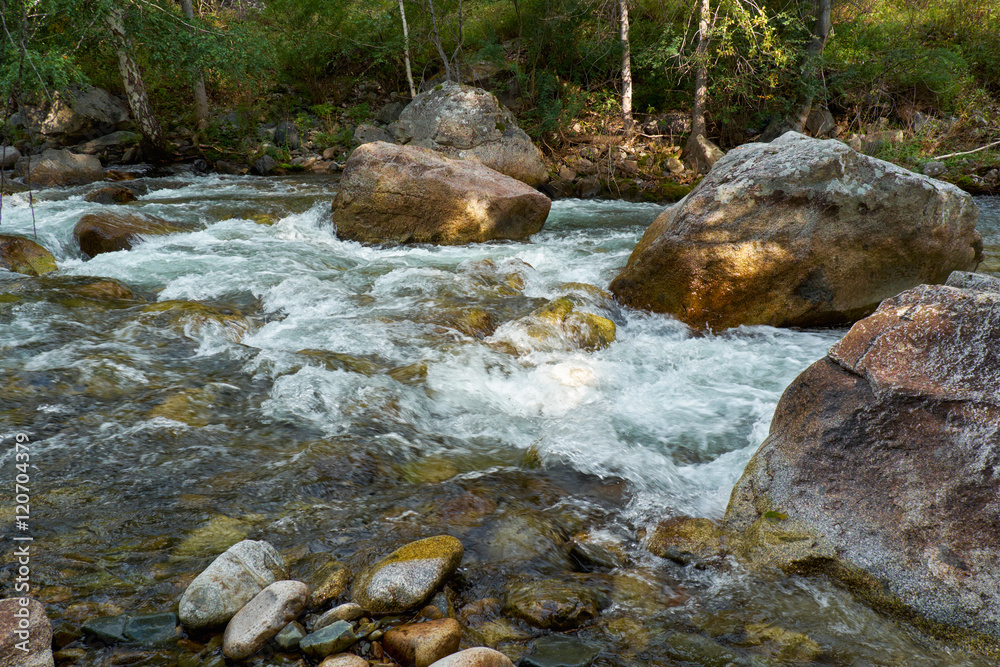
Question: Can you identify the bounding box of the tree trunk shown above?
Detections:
[180,0,210,125]
[427,0,452,82]
[398,0,417,97]
[683,0,721,173]
[795,0,832,130]
[620,0,633,135]
[105,6,167,157]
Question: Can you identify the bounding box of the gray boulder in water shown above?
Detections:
[609,132,983,330]
[178,539,287,630]
[724,283,1000,655]
[394,82,548,186]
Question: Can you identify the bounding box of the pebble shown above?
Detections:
[300,620,358,658]
[315,602,365,629]
[223,580,310,659]
[427,647,515,667]
[178,540,286,629]
[384,618,462,667]
[274,620,307,650]
[353,536,464,614]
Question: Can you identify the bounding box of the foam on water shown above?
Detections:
[1,179,846,520]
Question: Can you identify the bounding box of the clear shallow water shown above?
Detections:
[0,178,996,666]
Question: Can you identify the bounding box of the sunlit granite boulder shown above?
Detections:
[395,81,548,186]
[332,142,549,245]
[610,132,983,330]
[14,148,104,186]
[724,283,1000,655]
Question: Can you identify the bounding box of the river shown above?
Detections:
[1,174,997,666]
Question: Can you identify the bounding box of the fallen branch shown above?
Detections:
[933,140,1000,161]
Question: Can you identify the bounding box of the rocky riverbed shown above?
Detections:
[0,171,998,666]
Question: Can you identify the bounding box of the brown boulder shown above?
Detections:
[332,142,549,245]
[0,235,57,276]
[14,148,104,187]
[384,618,462,667]
[74,212,186,257]
[85,185,138,205]
[609,132,982,330]
[724,283,1000,655]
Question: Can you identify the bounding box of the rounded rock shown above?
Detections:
[319,655,370,667]
[428,647,515,667]
[178,540,287,630]
[0,598,54,667]
[384,618,462,667]
[222,580,309,659]
[353,535,464,614]
[0,235,57,277]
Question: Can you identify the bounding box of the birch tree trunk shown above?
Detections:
[180,0,210,125]
[620,0,633,135]
[399,0,417,97]
[105,6,167,156]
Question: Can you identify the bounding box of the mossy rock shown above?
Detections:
[741,623,823,663]
[647,516,725,565]
[297,349,382,376]
[0,235,57,276]
[388,362,429,385]
[503,578,605,631]
[147,386,219,427]
[136,300,252,343]
[399,457,461,484]
[294,553,350,609]
[172,515,251,558]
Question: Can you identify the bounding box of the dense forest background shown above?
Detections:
[1,0,998,185]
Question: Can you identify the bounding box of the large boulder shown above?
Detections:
[14,149,104,187]
[22,85,130,144]
[1,145,21,169]
[74,212,187,257]
[394,82,548,186]
[609,132,983,330]
[332,142,549,245]
[724,283,1000,655]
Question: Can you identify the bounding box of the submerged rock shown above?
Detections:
[222,580,309,659]
[178,540,287,630]
[74,211,187,257]
[353,535,465,614]
[491,296,616,355]
[647,516,724,565]
[395,82,548,186]
[724,284,1000,654]
[85,185,138,205]
[610,132,983,330]
[519,634,600,667]
[0,598,54,667]
[332,142,550,245]
[15,148,104,186]
[503,579,604,631]
[384,618,463,667]
[0,235,57,276]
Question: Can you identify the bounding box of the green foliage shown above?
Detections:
[347,102,371,124]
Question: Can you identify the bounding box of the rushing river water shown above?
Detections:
[1,174,998,666]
